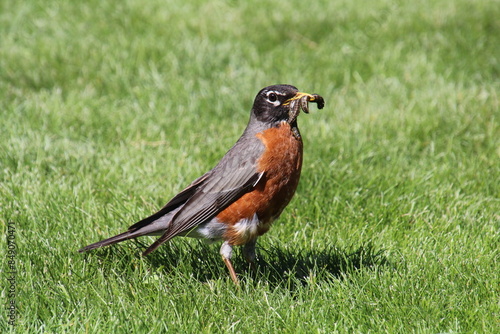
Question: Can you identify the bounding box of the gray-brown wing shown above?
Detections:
[142,166,263,255]
[170,169,264,235]
[142,135,266,255]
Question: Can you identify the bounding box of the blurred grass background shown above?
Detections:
[1,0,499,332]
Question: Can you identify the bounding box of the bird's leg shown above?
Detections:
[220,241,239,285]
[243,239,257,271]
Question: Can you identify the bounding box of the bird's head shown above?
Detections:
[251,84,324,125]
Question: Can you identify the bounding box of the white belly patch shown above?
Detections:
[232,213,260,240]
[181,213,261,243]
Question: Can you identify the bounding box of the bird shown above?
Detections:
[79,84,324,284]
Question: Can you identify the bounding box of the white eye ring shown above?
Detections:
[266,91,281,106]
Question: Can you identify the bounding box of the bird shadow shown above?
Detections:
[242,243,390,290]
[143,239,391,290]
[80,239,390,291]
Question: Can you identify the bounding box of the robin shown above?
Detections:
[79,84,324,284]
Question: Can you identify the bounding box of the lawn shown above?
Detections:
[1,0,499,332]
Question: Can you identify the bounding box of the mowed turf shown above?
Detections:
[1,0,499,332]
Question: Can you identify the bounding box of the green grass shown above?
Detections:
[1,0,499,332]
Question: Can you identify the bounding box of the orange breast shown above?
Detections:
[217,122,303,245]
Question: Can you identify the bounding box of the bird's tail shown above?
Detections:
[78,210,177,253]
[78,230,138,252]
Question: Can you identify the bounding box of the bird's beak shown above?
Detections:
[284,91,325,114]
[283,91,325,123]
[284,92,325,110]
[283,92,317,106]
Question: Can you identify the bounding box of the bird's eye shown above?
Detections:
[268,92,277,102]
